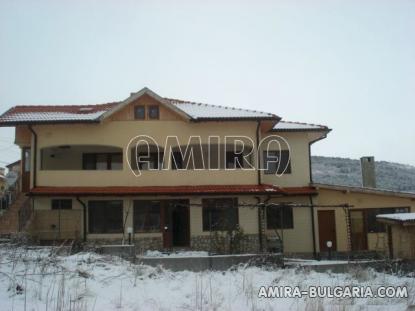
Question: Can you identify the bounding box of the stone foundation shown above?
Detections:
[191,234,260,254]
[83,234,260,254]
[134,236,163,254]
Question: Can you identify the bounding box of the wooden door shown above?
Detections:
[318,210,337,251]
[21,147,31,192]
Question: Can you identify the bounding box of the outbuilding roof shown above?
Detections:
[377,212,415,225]
[313,183,415,199]
[0,87,280,125]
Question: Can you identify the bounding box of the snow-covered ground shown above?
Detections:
[0,245,414,311]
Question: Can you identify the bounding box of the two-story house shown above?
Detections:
[1,87,414,257]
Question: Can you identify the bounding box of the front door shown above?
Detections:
[318,210,337,252]
[21,147,31,192]
[161,200,190,249]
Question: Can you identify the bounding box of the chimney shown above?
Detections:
[360,156,376,188]
[0,167,4,176]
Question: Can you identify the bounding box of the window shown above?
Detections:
[131,150,163,170]
[134,105,145,120]
[263,150,291,174]
[88,200,123,234]
[51,199,72,210]
[110,153,123,170]
[226,151,243,169]
[133,200,161,232]
[171,151,184,170]
[202,198,238,231]
[266,205,293,229]
[83,153,96,170]
[148,106,159,119]
[82,153,123,170]
[366,207,409,233]
[96,154,108,170]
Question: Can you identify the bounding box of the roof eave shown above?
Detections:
[0,119,102,127]
[191,116,281,122]
[28,190,284,196]
[270,128,331,133]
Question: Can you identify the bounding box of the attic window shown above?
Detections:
[134,106,145,120]
[148,106,159,119]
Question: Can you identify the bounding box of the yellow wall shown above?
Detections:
[391,225,415,259]
[265,196,314,254]
[261,132,315,187]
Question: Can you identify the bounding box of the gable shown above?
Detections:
[108,94,187,121]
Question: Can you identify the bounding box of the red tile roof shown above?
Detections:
[29,185,316,196]
[0,102,118,125]
[7,103,118,114]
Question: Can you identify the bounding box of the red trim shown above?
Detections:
[29,185,316,196]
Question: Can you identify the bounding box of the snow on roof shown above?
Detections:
[376,212,415,223]
[0,88,281,125]
[272,121,329,132]
[0,103,117,125]
[166,98,278,120]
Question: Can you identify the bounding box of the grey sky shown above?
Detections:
[1,0,414,167]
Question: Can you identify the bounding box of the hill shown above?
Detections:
[311,156,415,193]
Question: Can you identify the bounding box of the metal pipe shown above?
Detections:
[256,121,261,185]
[76,197,87,242]
[309,195,317,259]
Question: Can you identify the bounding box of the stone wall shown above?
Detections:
[191,234,260,254]
[134,236,163,254]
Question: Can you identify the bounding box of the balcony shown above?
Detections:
[38,144,258,187]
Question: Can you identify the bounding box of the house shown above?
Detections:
[0,87,414,256]
[6,160,21,174]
